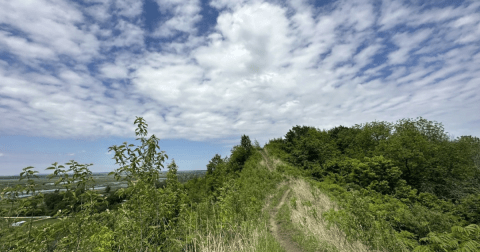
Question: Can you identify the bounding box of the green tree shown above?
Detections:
[18,166,43,240]
[206,154,224,175]
[253,139,261,150]
[108,116,168,189]
[289,128,339,170]
[352,121,393,159]
[241,134,253,155]
[328,125,361,155]
[284,125,316,152]
[229,135,254,173]
[376,118,434,192]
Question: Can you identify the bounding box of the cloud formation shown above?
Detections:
[0,0,479,151]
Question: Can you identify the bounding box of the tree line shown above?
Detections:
[1,116,479,251]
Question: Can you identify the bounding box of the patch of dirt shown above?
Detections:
[288,178,385,252]
[260,149,274,171]
[268,186,303,252]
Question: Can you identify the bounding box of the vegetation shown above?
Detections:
[0,116,479,251]
[264,117,480,252]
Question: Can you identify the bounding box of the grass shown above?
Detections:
[276,189,332,252]
[0,201,19,210]
[271,177,392,252]
[1,217,60,228]
[268,183,290,211]
[288,178,379,252]
[186,219,286,252]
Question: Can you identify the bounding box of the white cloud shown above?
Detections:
[0,0,101,64]
[354,43,384,69]
[84,1,112,22]
[115,0,143,18]
[0,0,479,147]
[0,31,56,60]
[133,61,205,105]
[378,0,414,31]
[106,19,145,48]
[153,0,202,38]
[451,14,479,28]
[100,63,129,79]
[388,29,433,65]
[194,2,293,77]
[209,0,249,10]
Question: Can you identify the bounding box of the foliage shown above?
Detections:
[206,153,224,176]
[455,193,480,225]
[228,134,254,173]
[265,117,480,251]
[287,127,340,170]
[1,115,479,252]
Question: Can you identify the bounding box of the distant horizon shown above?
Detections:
[0,168,207,177]
[1,0,479,176]
[0,169,208,177]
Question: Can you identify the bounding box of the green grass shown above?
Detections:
[1,217,60,233]
[269,183,290,211]
[29,218,60,228]
[0,201,19,210]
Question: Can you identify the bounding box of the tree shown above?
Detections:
[229,135,254,173]
[284,125,316,152]
[289,128,339,170]
[352,121,393,159]
[241,134,253,156]
[206,154,224,175]
[328,125,361,155]
[253,139,261,149]
[376,118,432,191]
[108,116,169,189]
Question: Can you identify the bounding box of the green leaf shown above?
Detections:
[459,240,480,252]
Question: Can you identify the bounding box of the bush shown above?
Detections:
[456,193,480,225]
[44,191,63,211]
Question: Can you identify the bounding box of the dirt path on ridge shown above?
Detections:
[269,188,303,252]
[260,149,302,252]
[260,149,274,171]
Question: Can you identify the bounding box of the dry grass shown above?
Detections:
[288,178,386,252]
[260,148,286,172]
[187,221,283,252]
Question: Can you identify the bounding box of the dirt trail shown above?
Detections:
[260,148,302,252]
[269,188,303,252]
[260,149,274,171]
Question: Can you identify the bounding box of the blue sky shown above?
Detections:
[0,0,479,176]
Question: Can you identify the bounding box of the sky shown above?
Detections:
[0,0,479,176]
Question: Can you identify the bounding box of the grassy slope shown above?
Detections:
[260,147,402,252]
[1,146,410,252]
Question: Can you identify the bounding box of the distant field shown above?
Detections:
[0,170,206,195]
[0,173,128,193]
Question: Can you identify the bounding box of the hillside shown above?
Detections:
[1,116,479,251]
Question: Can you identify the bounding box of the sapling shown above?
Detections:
[2,116,175,251]
[106,116,170,251]
[19,166,40,240]
[0,184,24,250]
